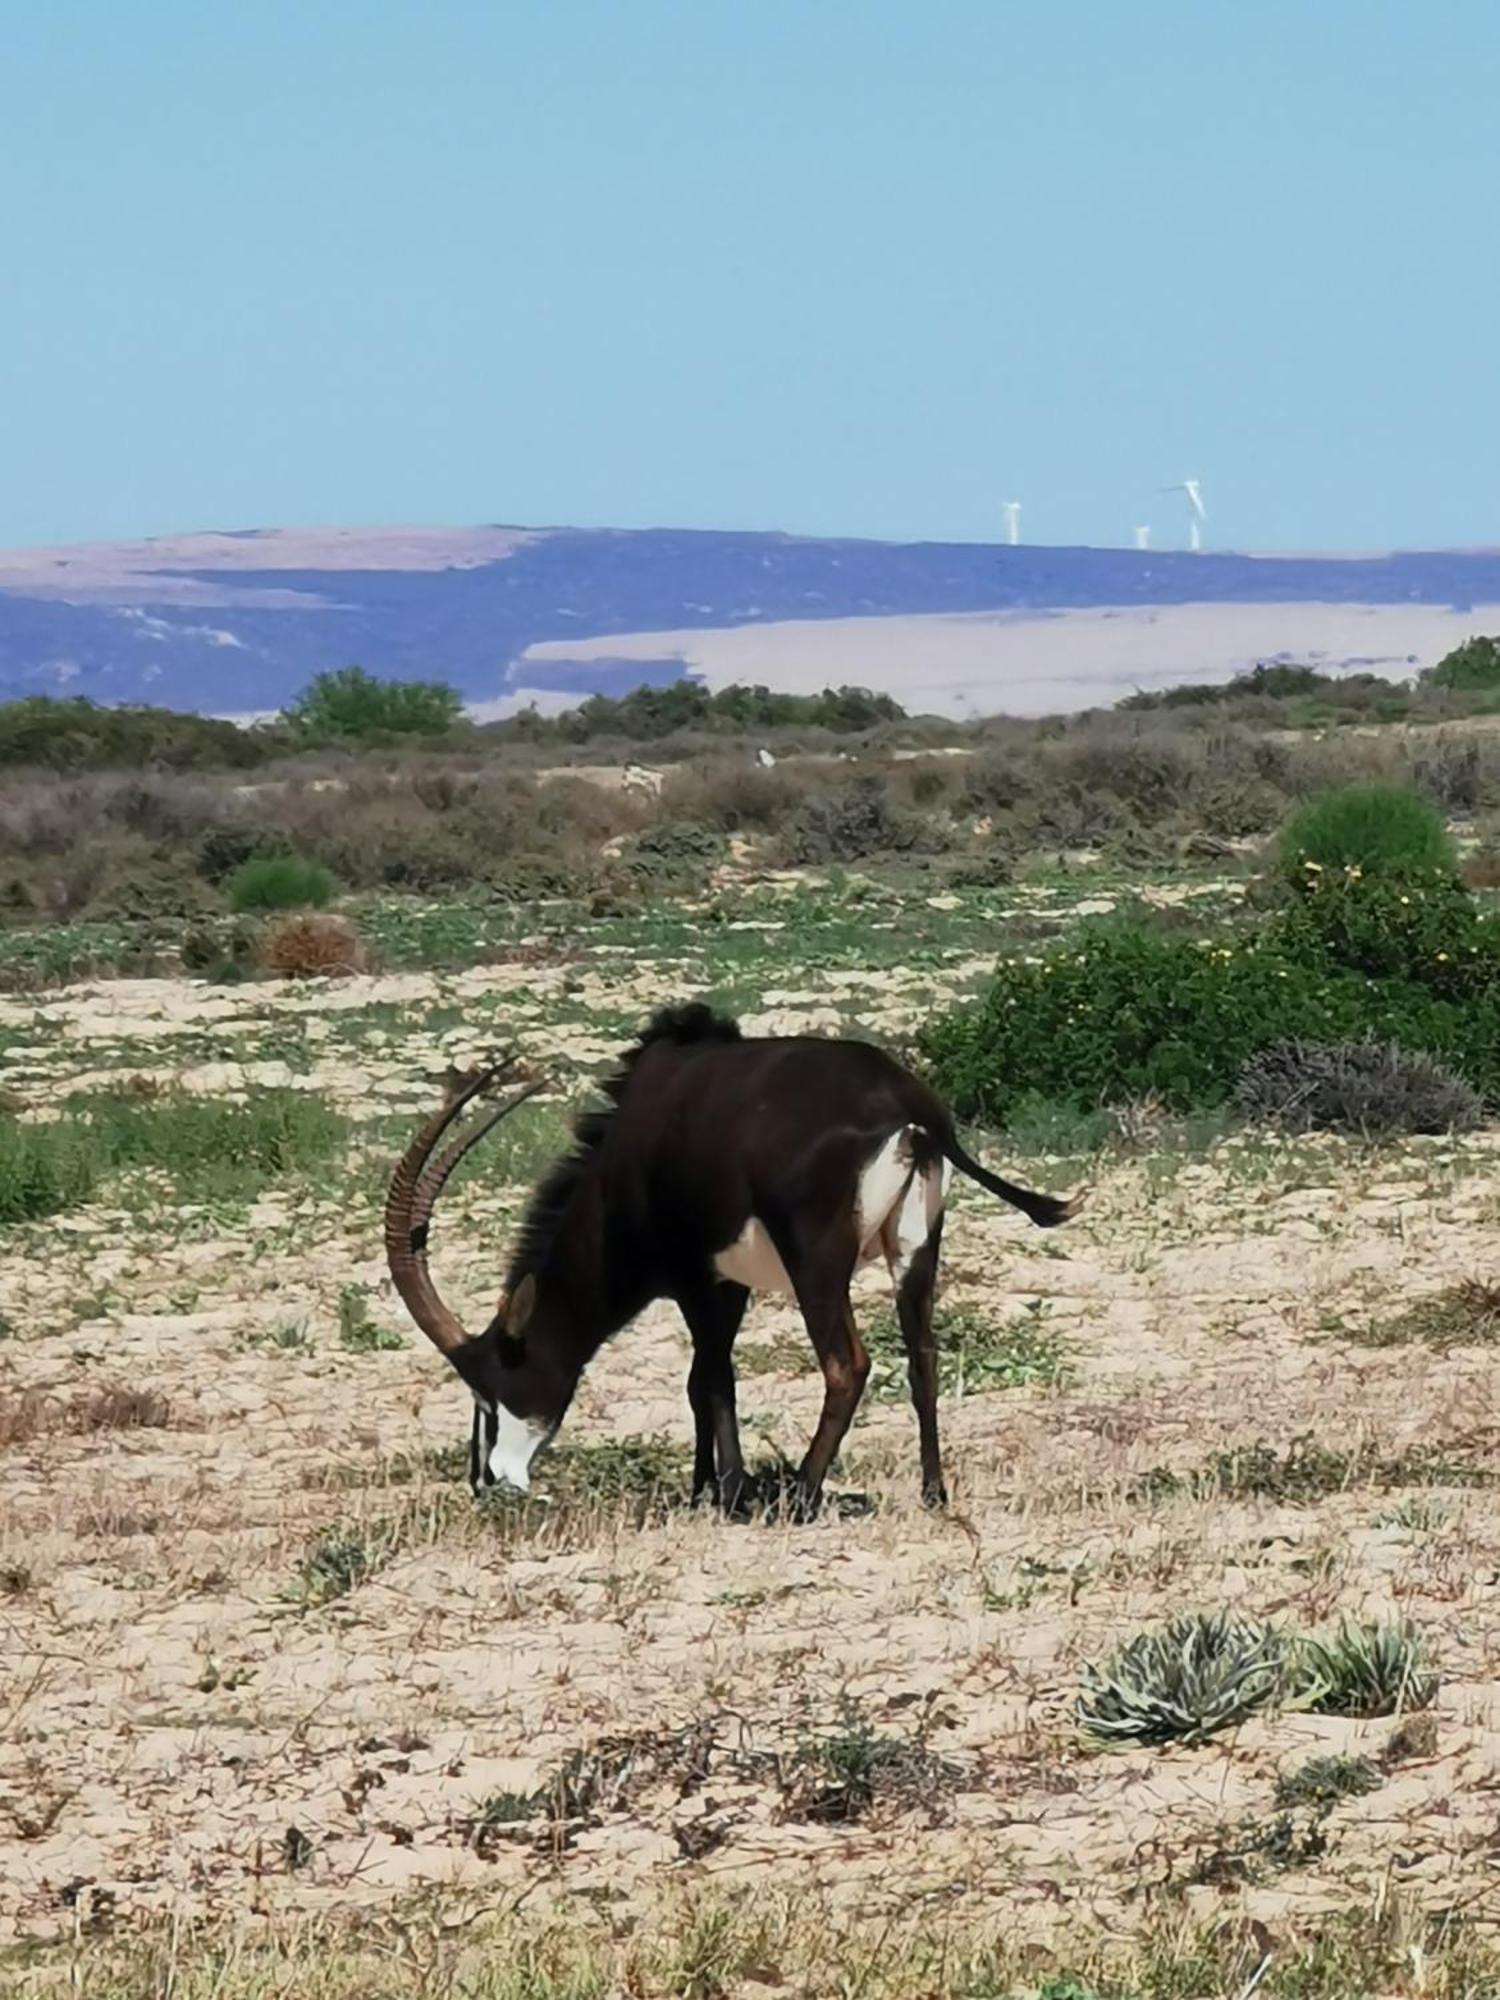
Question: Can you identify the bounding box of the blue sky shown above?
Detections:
[3,1,1496,552]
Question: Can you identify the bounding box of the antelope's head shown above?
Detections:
[383,1056,562,1497]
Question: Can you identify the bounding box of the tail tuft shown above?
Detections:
[1029,1185,1086,1229]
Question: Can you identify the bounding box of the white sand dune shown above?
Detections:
[505,600,1500,718]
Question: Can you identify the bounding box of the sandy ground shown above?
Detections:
[507,601,1500,718]
[5,929,1500,1951]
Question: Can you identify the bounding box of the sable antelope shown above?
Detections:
[384,1005,1081,1514]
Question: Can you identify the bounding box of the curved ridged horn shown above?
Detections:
[383,1055,544,1359]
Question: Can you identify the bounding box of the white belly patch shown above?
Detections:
[713,1218,795,1296]
[712,1127,951,1298]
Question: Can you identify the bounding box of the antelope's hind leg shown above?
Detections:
[882,1156,950,1507]
[889,1216,947,1506]
[679,1278,750,1514]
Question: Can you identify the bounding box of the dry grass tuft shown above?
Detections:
[1356,1278,1500,1352]
[258,912,366,978]
[0,1383,174,1447]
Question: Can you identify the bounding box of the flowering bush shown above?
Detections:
[920,836,1500,1122]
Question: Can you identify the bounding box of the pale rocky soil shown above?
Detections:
[5,922,1500,1954]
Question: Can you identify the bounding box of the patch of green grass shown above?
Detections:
[247,1320,314,1354]
[478,1438,692,1536]
[865,1299,1071,1402]
[293,1526,391,1605]
[784,1696,960,1826]
[1374,1495,1453,1533]
[1274,1753,1383,1812]
[336,1284,405,1352]
[65,1086,347,1203]
[0,1115,96,1225]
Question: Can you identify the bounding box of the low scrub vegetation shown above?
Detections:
[1077,1610,1290,1746]
[1278,782,1455,882]
[1298,1619,1439,1717]
[1237,1038,1483,1135]
[864,1299,1070,1401]
[1355,1278,1500,1351]
[26,1899,1500,2000]
[259,912,365,978]
[7,1087,349,1215]
[0,1114,97,1225]
[227,854,333,912]
[1078,1609,1439,1748]
[922,787,1500,1120]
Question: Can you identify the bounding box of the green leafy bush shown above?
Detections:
[921,801,1500,1121]
[0,695,278,772]
[1278,784,1455,884]
[228,855,334,913]
[1276,864,1491,987]
[1425,635,1500,692]
[284,666,465,744]
[622,819,724,886]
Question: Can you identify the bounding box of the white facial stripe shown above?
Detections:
[486,1404,553,1493]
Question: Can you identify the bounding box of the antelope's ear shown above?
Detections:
[506,1273,537,1339]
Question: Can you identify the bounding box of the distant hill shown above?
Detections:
[3,523,1500,719]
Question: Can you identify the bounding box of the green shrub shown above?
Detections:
[622,820,724,886]
[1077,1610,1290,1747]
[228,855,334,913]
[0,695,277,772]
[1296,1619,1439,1718]
[0,1116,97,1225]
[918,924,1373,1120]
[284,666,466,744]
[1237,1039,1484,1135]
[1425,635,1500,692]
[777,775,936,865]
[1278,784,1455,884]
[920,869,1500,1121]
[1276,865,1491,987]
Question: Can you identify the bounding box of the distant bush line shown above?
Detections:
[2,633,1497,778]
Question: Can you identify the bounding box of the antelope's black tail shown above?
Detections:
[942,1135,1084,1229]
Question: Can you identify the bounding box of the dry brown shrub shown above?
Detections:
[75,1386,174,1432]
[0,1384,173,1445]
[0,1390,50,1448]
[259,913,366,979]
[1462,846,1500,890]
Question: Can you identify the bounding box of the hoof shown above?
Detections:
[922,1480,950,1511]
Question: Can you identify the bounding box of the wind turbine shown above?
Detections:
[1002,500,1021,546]
[1162,478,1207,551]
